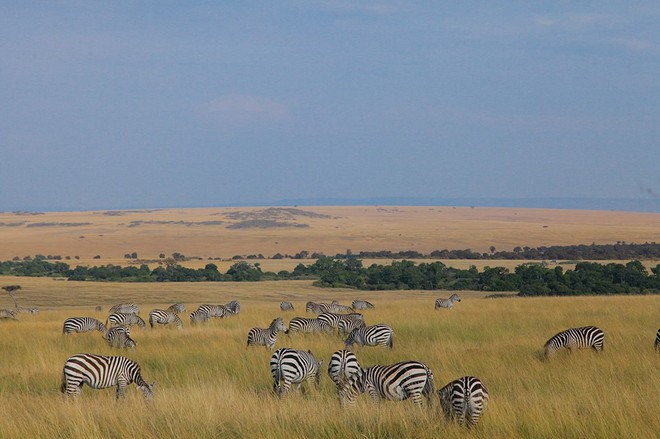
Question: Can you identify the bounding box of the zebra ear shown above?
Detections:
[150,381,156,388]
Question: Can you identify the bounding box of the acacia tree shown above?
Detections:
[2,285,21,307]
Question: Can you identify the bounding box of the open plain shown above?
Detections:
[1,206,659,438]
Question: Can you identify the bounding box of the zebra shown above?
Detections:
[270,348,323,397]
[337,315,367,337]
[109,303,140,315]
[352,300,375,310]
[656,329,660,353]
[0,309,18,320]
[61,353,154,400]
[305,301,324,314]
[288,317,334,334]
[105,326,136,349]
[189,309,210,326]
[196,304,230,319]
[280,301,294,311]
[106,313,146,330]
[318,312,364,332]
[338,360,434,408]
[63,317,106,335]
[435,294,461,310]
[225,300,241,315]
[16,306,39,314]
[166,303,186,314]
[344,324,394,349]
[325,301,354,314]
[327,349,362,389]
[438,376,490,427]
[543,325,605,359]
[247,317,288,350]
[148,309,183,329]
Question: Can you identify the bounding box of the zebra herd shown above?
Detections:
[52,296,660,430]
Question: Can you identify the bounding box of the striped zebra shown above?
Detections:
[337,315,367,337]
[63,317,107,335]
[107,313,146,330]
[438,376,490,427]
[338,360,434,408]
[61,353,154,400]
[109,303,140,315]
[105,326,136,349]
[270,348,323,397]
[225,300,241,315]
[344,324,394,349]
[148,309,183,329]
[318,312,364,333]
[196,304,230,319]
[655,329,660,353]
[189,309,210,326]
[280,301,294,311]
[288,317,334,334]
[435,294,461,310]
[327,349,362,389]
[325,301,354,314]
[0,309,18,320]
[543,325,605,359]
[305,301,324,314]
[352,300,375,310]
[166,303,186,314]
[247,317,288,350]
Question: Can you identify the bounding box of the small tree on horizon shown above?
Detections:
[2,285,21,308]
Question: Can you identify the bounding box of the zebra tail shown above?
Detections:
[60,369,66,394]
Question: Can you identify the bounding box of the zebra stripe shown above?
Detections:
[327,349,362,388]
[654,329,659,353]
[318,312,364,332]
[305,301,324,314]
[105,326,136,349]
[325,301,354,314]
[288,317,333,334]
[344,324,394,349]
[280,301,294,311]
[61,353,154,399]
[189,309,210,325]
[337,316,366,337]
[438,376,489,427]
[166,303,186,314]
[351,300,375,310]
[435,294,461,310]
[196,304,230,319]
[63,317,107,335]
[270,348,323,397]
[338,360,434,407]
[225,300,241,315]
[148,309,183,329]
[544,325,605,359]
[247,317,288,350]
[109,303,140,315]
[107,313,146,329]
[0,309,18,320]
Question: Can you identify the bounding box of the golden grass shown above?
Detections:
[0,278,658,438]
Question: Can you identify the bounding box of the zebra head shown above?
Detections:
[272,317,288,334]
[337,371,365,407]
[344,328,363,348]
[138,381,155,399]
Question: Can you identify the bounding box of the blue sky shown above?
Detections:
[1,1,659,211]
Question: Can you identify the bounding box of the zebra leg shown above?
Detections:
[115,379,128,400]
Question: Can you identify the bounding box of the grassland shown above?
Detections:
[0,276,658,439]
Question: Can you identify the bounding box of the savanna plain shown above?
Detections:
[1,206,659,439]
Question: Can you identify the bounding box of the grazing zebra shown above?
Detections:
[196,304,230,319]
[61,353,154,400]
[148,309,183,329]
[325,301,354,314]
[656,329,660,353]
[352,300,375,310]
[337,315,367,337]
[16,306,39,314]
[338,361,434,408]
[247,317,288,350]
[318,312,364,332]
[189,309,210,325]
[327,349,362,389]
[0,309,18,320]
[344,324,394,349]
[543,325,605,359]
[435,294,461,310]
[106,313,146,330]
[105,326,136,349]
[109,303,140,315]
[288,317,334,334]
[270,348,323,397]
[63,317,106,335]
[280,301,294,311]
[225,300,241,315]
[166,303,186,314]
[305,301,324,314]
[438,376,490,427]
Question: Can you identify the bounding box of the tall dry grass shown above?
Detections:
[0,279,658,438]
